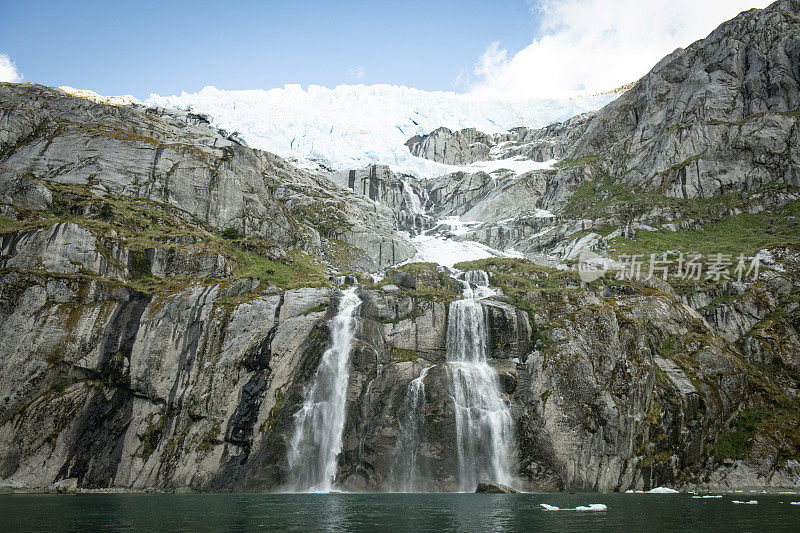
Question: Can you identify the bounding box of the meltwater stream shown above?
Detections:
[287,287,362,492]
[447,270,516,491]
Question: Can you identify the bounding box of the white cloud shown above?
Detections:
[0,54,23,83]
[469,0,772,99]
[348,66,365,80]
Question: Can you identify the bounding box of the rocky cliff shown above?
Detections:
[1,0,799,494]
[408,0,800,264]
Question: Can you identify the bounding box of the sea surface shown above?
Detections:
[1,492,798,532]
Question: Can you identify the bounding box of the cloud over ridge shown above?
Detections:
[469,0,772,99]
[0,54,23,83]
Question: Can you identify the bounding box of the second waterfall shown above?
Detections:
[446,271,516,491]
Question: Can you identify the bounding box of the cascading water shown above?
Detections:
[390,365,431,492]
[401,178,423,215]
[446,270,516,491]
[286,286,362,492]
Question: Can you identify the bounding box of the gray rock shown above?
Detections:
[475,481,519,493]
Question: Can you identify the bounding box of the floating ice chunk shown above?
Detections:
[645,487,679,494]
[790,502,800,505]
[732,500,758,505]
[575,504,607,511]
[540,503,606,511]
[691,495,723,499]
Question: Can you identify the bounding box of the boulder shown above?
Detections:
[475,481,519,494]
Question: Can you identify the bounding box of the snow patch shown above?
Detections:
[407,234,508,268]
[59,86,140,106]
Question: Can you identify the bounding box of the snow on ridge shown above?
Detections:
[146,84,616,179]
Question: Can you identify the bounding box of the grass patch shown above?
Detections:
[225,247,327,289]
[608,200,800,257]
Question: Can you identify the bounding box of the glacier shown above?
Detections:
[147,84,616,179]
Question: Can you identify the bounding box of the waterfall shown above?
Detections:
[390,365,431,492]
[286,286,362,492]
[401,178,423,215]
[446,271,515,491]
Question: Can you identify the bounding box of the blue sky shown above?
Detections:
[0,0,770,100]
[0,0,537,99]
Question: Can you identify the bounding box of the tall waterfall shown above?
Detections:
[446,271,516,491]
[287,286,362,492]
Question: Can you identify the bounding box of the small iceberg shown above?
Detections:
[540,503,607,511]
[691,495,723,499]
[646,487,679,494]
[626,487,679,494]
[732,500,758,505]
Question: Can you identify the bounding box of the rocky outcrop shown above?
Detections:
[0,266,534,492]
[475,481,519,493]
[0,222,127,280]
[329,164,432,236]
[405,127,493,165]
[566,0,800,199]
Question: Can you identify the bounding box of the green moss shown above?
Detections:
[129,250,151,278]
[377,308,425,324]
[221,227,242,240]
[98,202,114,219]
[302,302,329,315]
[554,154,602,168]
[196,423,220,454]
[292,202,353,235]
[394,262,439,275]
[260,388,286,434]
[391,347,420,363]
[140,413,167,460]
[646,401,662,425]
[639,450,672,468]
[540,389,552,408]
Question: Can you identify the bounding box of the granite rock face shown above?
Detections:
[405,127,493,165]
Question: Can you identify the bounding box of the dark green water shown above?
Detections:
[1,492,799,532]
